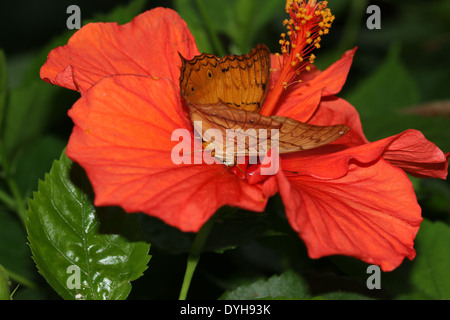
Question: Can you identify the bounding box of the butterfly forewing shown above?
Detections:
[179,44,270,112]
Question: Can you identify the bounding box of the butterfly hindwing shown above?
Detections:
[187,103,349,165]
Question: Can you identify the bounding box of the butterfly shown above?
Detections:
[179,44,349,166]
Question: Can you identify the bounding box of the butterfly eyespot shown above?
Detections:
[207,70,213,78]
[249,120,255,124]
[190,86,195,92]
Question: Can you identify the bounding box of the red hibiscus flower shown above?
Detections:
[40,1,448,271]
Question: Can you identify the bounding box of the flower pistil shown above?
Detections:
[262,0,334,116]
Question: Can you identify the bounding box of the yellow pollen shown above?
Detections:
[277,0,335,82]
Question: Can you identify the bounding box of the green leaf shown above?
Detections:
[26,150,151,300]
[0,209,38,289]
[229,0,283,53]
[2,81,74,159]
[14,135,66,197]
[345,44,419,130]
[318,291,372,300]
[219,268,374,300]
[0,49,7,130]
[174,0,282,54]
[86,0,148,24]
[219,270,309,300]
[0,265,10,300]
[395,219,450,299]
[345,44,450,151]
[174,0,217,53]
[417,179,450,219]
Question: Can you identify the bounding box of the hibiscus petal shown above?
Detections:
[383,130,449,179]
[281,129,448,180]
[40,8,200,92]
[307,48,357,97]
[264,48,357,120]
[67,75,274,232]
[277,158,422,271]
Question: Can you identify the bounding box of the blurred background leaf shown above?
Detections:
[219,270,310,300]
[0,50,7,129]
[389,219,450,299]
[0,265,10,300]
[344,44,450,151]
[174,0,284,54]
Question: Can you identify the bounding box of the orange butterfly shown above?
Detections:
[179,44,349,166]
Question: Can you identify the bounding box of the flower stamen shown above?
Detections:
[261,0,334,116]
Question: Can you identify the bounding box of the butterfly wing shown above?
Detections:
[187,103,349,166]
[179,44,271,112]
[180,44,349,167]
[270,115,350,153]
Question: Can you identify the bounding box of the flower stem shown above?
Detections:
[178,218,215,300]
